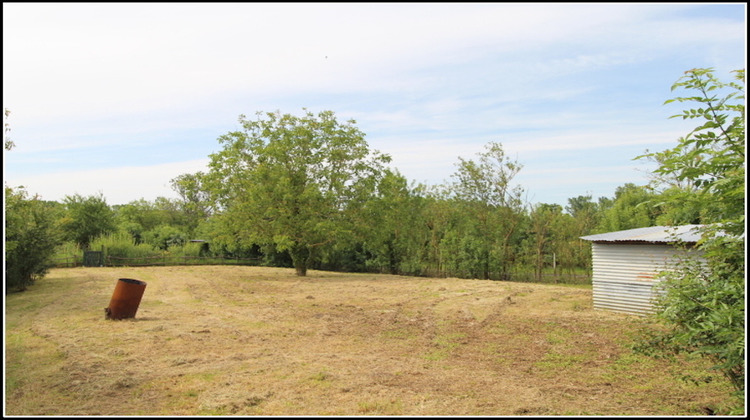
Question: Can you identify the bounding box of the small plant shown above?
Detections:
[90,232,161,264]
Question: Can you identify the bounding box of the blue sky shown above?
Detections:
[3,3,746,208]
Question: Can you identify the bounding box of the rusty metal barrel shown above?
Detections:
[105,278,147,320]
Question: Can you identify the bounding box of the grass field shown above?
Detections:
[4,266,738,415]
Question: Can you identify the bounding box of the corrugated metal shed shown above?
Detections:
[581,225,706,316]
[580,224,704,244]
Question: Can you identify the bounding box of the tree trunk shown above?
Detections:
[387,235,399,275]
[290,244,309,276]
[295,263,307,277]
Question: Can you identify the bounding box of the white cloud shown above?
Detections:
[4,158,210,205]
[7,3,735,122]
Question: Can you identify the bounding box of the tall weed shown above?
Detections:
[91,232,160,262]
[51,241,83,266]
[168,241,204,258]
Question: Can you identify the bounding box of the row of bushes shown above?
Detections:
[50,233,262,268]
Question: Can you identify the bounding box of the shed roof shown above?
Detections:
[580,225,705,244]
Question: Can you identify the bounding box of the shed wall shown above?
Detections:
[590,243,703,315]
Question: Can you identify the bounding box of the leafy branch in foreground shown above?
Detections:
[635,68,745,411]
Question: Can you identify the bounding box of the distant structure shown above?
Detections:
[580,225,706,316]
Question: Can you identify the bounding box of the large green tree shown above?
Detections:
[197,109,391,276]
[443,142,524,279]
[170,172,213,236]
[59,193,117,249]
[636,68,745,406]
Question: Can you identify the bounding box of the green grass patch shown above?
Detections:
[534,352,589,373]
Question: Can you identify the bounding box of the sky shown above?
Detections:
[3,3,746,208]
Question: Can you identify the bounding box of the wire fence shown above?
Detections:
[109,255,262,267]
[50,255,262,268]
[50,256,82,268]
[49,255,590,284]
[504,271,591,285]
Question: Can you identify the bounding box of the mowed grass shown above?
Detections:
[4,266,737,416]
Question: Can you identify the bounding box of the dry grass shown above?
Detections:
[4,266,737,416]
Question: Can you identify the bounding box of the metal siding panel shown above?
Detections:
[590,243,703,315]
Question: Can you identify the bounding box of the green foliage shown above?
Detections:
[114,197,189,243]
[5,187,61,292]
[565,195,600,232]
[635,68,745,403]
[441,227,488,279]
[51,241,84,266]
[196,109,391,276]
[443,142,525,279]
[451,142,524,208]
[520,203,580,281]
[642,237,744,394]
[115,199,168,243]
[651,186,711,226]
[595,183,660,232]
[360,171,431,276]
[90,232,161,261]
[142,224,187,250]
[563,195,600,272]
[168,241,207,258]
[640,68,745,234]
[188,214,264,261]
[60,193,117,249]
[170,172,213,235]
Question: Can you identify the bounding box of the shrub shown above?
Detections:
[5,187,60,292]
[60,193,117,249]
[142,224,187,250]
[90,232,160,264]
[168,241,204,258]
